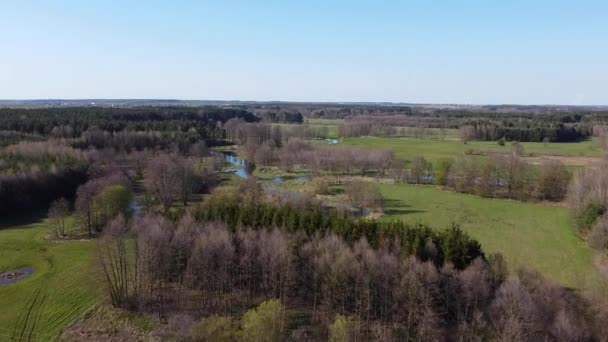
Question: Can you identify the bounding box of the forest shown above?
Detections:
[1,103,608,341]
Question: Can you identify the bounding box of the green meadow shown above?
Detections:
[342,136,602,163]
[379,183,597,289]
[0,218,95,341]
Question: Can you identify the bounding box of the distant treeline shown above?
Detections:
[460,121,591,142]
[0,106,258,140]
[238,102,608,120]
[254,110,303,123]
[327,108,604,141]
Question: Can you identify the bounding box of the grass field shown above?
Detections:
[0,218,95,341]
[379,183,597,289]
[343,136,603,163]
[272,118,342,139]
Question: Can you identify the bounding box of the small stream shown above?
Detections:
[214,151,307,182]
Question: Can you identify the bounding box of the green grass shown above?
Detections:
[272,119,342,139]
[343,136,603,163]
[379,183,598,289]
[0,218,95,341]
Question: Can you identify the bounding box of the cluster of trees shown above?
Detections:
[0,131,43,147]
[391,147,570,202]
[194,190,483,267]
[345,179,383,212]
[0,141,90,215]
[276,140,394,175]
[224,120,283,146]
[223,120,330,159]
[459,121,590,142]
[223,125,394,175]
[254,110,303,123]
[143,152,219,211]
[74,171,132,237]
[593,125,608,150]
[1,140,88,172]
[0,105,255,218]
[567,160,608,251]
[71,128,203,153]
[97,211,608,340]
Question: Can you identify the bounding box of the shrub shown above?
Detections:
[328,314,351,342]
[589,214,608,251]
[192,315,237,342]
[308,177,332,195]
[241,299,285,342]
[434,158,454,186]
[575,203,605,232]
[345,180,383,210]
[92,185,132,232]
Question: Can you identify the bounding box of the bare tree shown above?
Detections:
[345,180,382,212]
[394,257,442,341]
[48,197,70,237]
[144,153,181,211]
[95,215,134,308]
[186,223,235,312]
[489,277,537,341]
[535,160,569,201]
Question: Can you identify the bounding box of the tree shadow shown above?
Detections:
[384,208,426,216]
[382,199,426,216]
[0,210,47,230]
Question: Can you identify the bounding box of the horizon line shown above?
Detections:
[0,98,607,108]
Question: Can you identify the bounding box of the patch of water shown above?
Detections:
[0,267,33,286]
[129,200,144,217]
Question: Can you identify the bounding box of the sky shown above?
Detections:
[1,1,607,105]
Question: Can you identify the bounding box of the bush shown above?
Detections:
[575,203,605,232]
[497,137,506,146]
[192,315,237,342]
[328,314,351,342]
[241,299,285,342]
[434,158,454,186]
[308,177,332,195]
[345,180,383,210]
[589,214,608,251]
[92,185,132,232]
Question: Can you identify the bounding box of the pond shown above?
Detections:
[0,267,33,286]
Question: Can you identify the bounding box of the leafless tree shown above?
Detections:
[186,223,235,312]
[95,215,135,308]
[535,160,569,201]
[144,153,181,211]
[48,197,70,237]
[489,277,537,341]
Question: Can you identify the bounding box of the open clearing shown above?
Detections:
[0,218,95,341]
[343,136,603,164]
[379,183,598,289]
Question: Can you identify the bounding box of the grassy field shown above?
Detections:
[0,218,95,341]
[272,118,342,139]
[342,136,602,163]
[379,183,597,289]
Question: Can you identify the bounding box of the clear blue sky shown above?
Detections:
[1,1,607,104]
